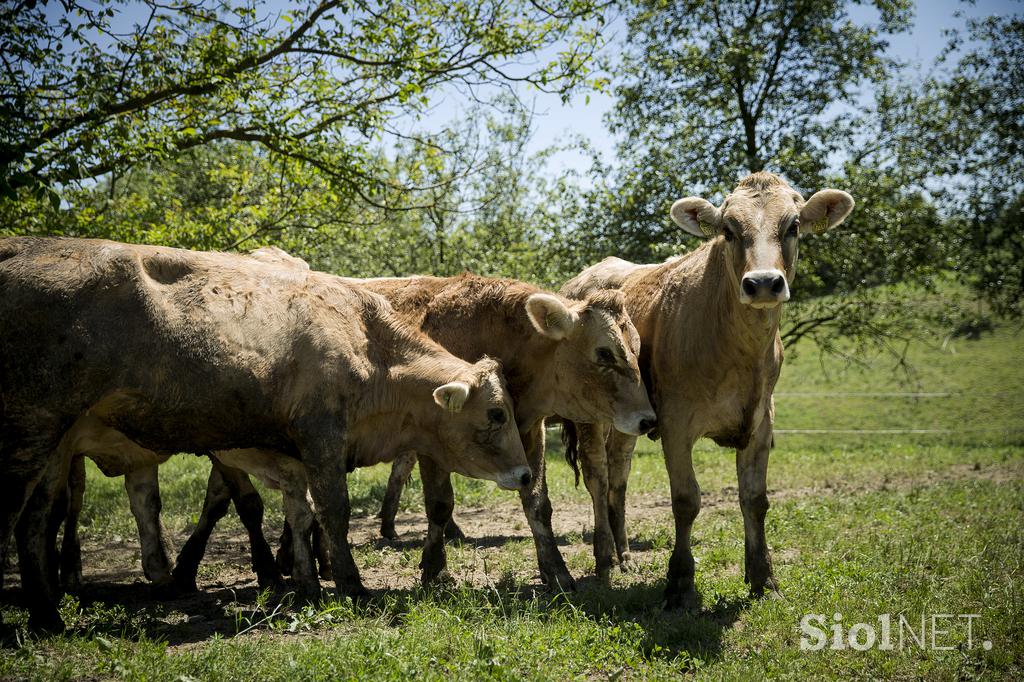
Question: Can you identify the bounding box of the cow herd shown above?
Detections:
[0,172,854,632]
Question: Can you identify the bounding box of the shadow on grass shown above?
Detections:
[566,576,748,663]
[3,567,752,660]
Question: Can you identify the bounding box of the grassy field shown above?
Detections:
[2,300,1022,680]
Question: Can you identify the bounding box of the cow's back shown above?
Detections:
[0,237,368,453]
[358,274,540,363]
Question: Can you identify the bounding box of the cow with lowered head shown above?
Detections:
[355,273,656,589]
[0,237,529,631]
[561,172,854,607]
[169,268,656,592]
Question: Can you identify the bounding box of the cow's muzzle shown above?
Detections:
[614,412,658,437]
[497,465,532,491]
[740,269,790,308]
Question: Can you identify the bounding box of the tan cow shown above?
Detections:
[0,237,529,631]
[351,274,656,588]
[561,172,854,607]
[167,270,656,592]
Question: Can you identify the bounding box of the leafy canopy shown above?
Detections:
[0,0,607,205]
[612,0,911,190]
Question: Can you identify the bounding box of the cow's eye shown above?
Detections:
[596,347,615,364]
[722,226,736,242]
[786,221,799,238]
[487,408,507,425]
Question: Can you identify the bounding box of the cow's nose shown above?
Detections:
[498,465,532,490]
[638,416,657,434]
[741,277,758,297]
[741,270,789,303]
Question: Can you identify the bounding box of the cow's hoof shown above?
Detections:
[144,575,176,598]
[171,572,199,595]
[444,521,467,544]
[541,568,577,592]
[256,574,287,593]
[337,580,371,603]
[379,525,399,543]
[749,580,783,601]
[618,553,636,573]
[664,586,702,614]
[317,565,333,582]
[420,563,451,587]
[28,609,65,635]
[292,584,325,605]
[61,573,83,595]
[422,568,455,587]
[0,621,21,646]
[595,566,613,587]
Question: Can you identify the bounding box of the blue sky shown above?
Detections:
[414,0,1021,178]
[43,0,1022,180]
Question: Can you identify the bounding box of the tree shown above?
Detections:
[553,0,995,366]
[589,0,912,261]
[305,100,577,283]
[0,0,607,208]
[0,100,571,285]
[933,14,1023,317]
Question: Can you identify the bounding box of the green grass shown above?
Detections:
[2,292,1023,680]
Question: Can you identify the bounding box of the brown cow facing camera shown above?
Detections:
[561,172,854,607]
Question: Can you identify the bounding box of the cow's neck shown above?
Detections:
[432,293,560,424]
[498,331,560,425]
[700,239,782,365]
[348,347,466,464]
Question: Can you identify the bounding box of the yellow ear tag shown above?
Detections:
[814,217,828,233]
[698,220,717,238]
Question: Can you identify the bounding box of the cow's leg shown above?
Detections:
[418,455,454,585]
[276,521,294,575]
[662,422,701,612]
[519,422,574,590]
[737,410,778,598]
[281,489,319,600]
[124,465,173,587]
[311,522,332,580]
[606,429,638,571]
[379,453,415,541]
[214,460,284,590]
[278,521,332,581]
[579,422,615,583]
[300,435,366,599]
[15,451,72,632]
[59,455,86,593]
[172,463,233,592]
[0,426,61,598]
[41,470,68,600]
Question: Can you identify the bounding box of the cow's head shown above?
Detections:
[670,172,854,308]
[429,357,530,490]
[525,290,656,435]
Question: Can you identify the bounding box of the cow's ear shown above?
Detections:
[433,381,471,412]
[248,246,310,270]
[670,197,721,239]
[525,293,579,341]
[800,190,854,233]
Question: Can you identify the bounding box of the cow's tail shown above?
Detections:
[560,420,581,488]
